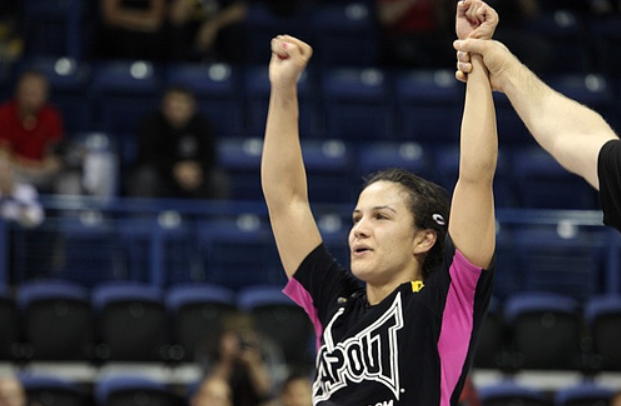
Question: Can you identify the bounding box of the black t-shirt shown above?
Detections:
[598,139,621,232]
[283,237,494,406]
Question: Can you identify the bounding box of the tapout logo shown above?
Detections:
[312,293,404,404]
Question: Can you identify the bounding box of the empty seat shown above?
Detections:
[195,214,283,290]
[310,2,379,67]
[584,295,621,371]
[511,223,605,299]
[237,285,315,368]
[479,382,550,406]
[217,138,264,201]
[95,375,180,406]
[165,283,237,362]
[504,292,584,370]
[554,383,614,406]
[21,375,86,406]
[321,67,395,141]
[303,139,356,204]
[512,147,600,210]
[17,280,95,361]
[393,69,461,144]
[92,282,169,362]
[356,141,434,182]
[91,60,162,135]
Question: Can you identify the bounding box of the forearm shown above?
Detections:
[261,85,309,210]
[246,361,272,397]
[500,57,617,185]
[460,55,497,182]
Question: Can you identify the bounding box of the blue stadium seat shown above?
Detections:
[0,286,18,361]
[15,57,93,132]
[91,60,162,135]
[504,291,583,370]
[16,280,95,361]
[237,285,315,368]
[92,282,169,362]
[356,141,433,181]
[321,67,395,141]
[393,69,461,144]
[165,283,237,362]
[554,383,615,406]
[20,375,86,406]
[195,214,283,290]
[116,213,198,287]
[511,147,600,209]
[584,294,621,371]
[165,62,244,137]
[526,10,592,74]
[589,15,621,78]
[316,212,351,268]
[479,382,549,406]
[95,375,179,406]
[217,137,264,201]
[493,92,534,146]
[245,65,322,137]
[303,139,356,204]
[510,223,606,299]
[53,212,123,287]
[22,0,86,59]
[310,1,379,67]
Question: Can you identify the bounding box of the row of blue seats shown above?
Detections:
[6,203,617,298]
[2,56,621,140]
[475,292,621,372]
[0,281,313,367]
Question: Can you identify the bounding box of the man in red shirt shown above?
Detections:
[0,70,67,193]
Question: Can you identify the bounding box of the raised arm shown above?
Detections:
[449,0,498,269]
[454,38,618,189]
[261,35,322,278]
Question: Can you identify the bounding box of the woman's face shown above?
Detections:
[349,181,421,286]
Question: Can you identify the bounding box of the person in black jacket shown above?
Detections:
[128,86,229,199]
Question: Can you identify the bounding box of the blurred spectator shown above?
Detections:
[260,372,312,406]
[0,151,44,228]
[486,0,552,74]
[611,390,621,406]
[201,311,277,406]
[0,0,23,74]
[0,70,80,195]
[190,375,233,406]
[127,86,229,200]
[590,0,621,16]
[376,0,455,68]
[0,376,26,406]
[97,0,168,61]
[168,0,248,63]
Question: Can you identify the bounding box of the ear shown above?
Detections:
[412,229,438,255]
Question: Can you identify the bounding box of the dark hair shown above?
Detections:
[362,168,450,278]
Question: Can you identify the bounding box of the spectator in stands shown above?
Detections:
[260,372,312,406]
[454,6,621,234]
[168,0,248,63]
[0,376,26,406]
[97,0,168,61]
[201,312,276,406]
[458,375,481,406]
[128,86,229,200]
[0,151,44,228]
[190,375,233,406]
[611,390,621,406]
[0,70,79,195]
[375,0,456,68]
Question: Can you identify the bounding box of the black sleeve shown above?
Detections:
[598,139,621,232]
